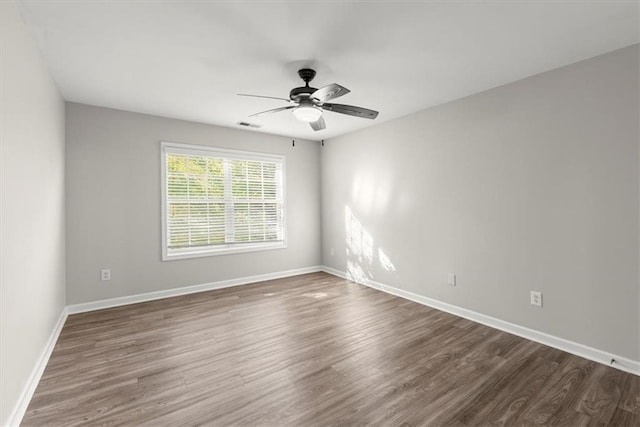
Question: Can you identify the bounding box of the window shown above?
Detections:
[161,142,285,260]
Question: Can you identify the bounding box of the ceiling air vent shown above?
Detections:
[236,121,262,129]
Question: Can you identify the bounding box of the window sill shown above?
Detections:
[162,241,287,261]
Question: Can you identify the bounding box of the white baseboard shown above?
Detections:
[7,264,637,427]
[5,309,68,427]
[66,266,323,314]
[321,266,640,376]
[7,266,323,426]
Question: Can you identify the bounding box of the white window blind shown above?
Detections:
[161,142,285,260]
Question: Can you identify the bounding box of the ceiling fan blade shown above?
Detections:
[310,84,350,103]
[321,103,378,119]
[310,116,326,131]
[238,94,293,103]
[249,105,295,118]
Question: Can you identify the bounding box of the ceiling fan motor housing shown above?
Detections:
[289,86,317,101]
[290,68,318,101]
[289,68,317,102]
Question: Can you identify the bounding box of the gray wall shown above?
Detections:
[321,45,639,360]
[0,1,66,424]
[65,103,321,304]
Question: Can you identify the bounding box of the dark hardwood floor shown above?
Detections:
[22,272,639,426]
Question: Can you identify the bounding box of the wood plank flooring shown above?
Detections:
[22,272,640,426]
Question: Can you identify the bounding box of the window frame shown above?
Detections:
[160,141,287,261]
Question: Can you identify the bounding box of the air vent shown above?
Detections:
[236,121,262,129]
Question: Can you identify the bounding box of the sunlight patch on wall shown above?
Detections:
[345,206,396,284]
[345,206,373,264]
[346,260,370,285]
[378,248,396,272]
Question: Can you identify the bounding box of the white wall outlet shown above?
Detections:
[101,269,111,281]
[530,291,542,307]
[447,273,456,286]
[330,248,335,256]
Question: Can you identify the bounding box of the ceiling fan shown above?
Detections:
[239,68,379,131]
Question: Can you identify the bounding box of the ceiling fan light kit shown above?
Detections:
[293,105,322,122]
[239,68,379,132]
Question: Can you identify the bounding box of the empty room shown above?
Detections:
[1,0,639,425]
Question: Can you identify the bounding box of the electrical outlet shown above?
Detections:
[530,291,542,307]
[447,273,456,286]
[101,269,111,281]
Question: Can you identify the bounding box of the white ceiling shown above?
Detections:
[17,0,639,141]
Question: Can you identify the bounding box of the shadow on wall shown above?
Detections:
[345,206,396,285]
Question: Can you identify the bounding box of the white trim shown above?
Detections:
[66,266,322,314]
[161,141,285,162]
[7,266,321,426]
[160,141,168,261]
[321,266,640,376]
[5,309,68,427]
[164,241,287,261]
[7,265,637,427]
